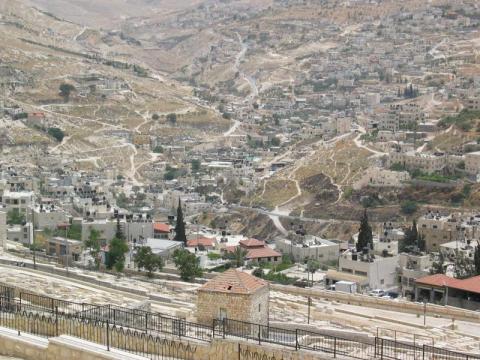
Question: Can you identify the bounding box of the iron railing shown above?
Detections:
[0,298,197,360]
[0,291,479,360]
[219,318,480,360]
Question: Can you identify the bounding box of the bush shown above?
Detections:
[59,83,75,101]
[401,200,418,215]
[450,192,465,205]
[7,210,25,225]
[166,113,177,124]
[47,127,65,142]
[207,252,221,260]
[252,268,264,278]
[390,162,406,171]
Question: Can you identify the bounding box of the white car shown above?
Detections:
[369,289,385,297]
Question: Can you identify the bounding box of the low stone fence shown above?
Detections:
[0,325,334,360]
[271,284,480,323]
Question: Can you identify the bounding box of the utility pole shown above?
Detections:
[65,224,69,275]
[307,296,312,324]
[423,300,427,327]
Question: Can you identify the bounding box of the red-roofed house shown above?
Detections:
[186,237,217,250]
[153,223,171,239]
[239,238,281,264]
[196,269,269,326]
[415,274,480,310]
[239,238,265,249]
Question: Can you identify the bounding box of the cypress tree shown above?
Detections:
[356,209,373,252]
[115,216,125,240]
[175,199,187,245]
[402,219,418,251]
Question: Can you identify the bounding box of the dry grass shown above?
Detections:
[248,179,298,208]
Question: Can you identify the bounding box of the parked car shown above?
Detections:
[368,289,385,297]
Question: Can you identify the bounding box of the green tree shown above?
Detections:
[454,251,475,279]
[174,200,187,245]
[252,268,264,278]
[84,229,101,269]
[7,209,25,225]
[134,246,164,278]
[430,251,446,275]
[106,237,129,272]
[270,137,281,147]
[153,146,163,153]
[401,200,418,215]
[115,216,125,240]
[116,192,128,208]
[356,210,373,252]
[167,113,177,124]
[47,128,65,142]
[401,220,418,252]
[173,249,203,282]
[59,83,75,102]
[307,259,320,286]
[191,159,201,173]
[228,246,247,268]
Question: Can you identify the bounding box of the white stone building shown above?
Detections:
[275,235,339,264]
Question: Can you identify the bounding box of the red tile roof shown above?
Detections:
[154,223,170,233]
[187,237,216,248]
[239,238,265,248]
[416,274,480,294]
[223,245,237,253]
[199,269,267,294]
[245,247,281,260]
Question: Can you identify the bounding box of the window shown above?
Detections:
[380,279,385,285]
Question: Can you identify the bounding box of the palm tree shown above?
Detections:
[230,247,247,268]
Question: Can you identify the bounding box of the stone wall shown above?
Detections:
[197,286,269,326]
[0,328,336,360]
[197,290,253,325]
[272,284,480,323]
[248,286,269,325]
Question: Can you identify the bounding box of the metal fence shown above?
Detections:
[0,287,479,360]
[219,318,480,360]
[0,297,197,360]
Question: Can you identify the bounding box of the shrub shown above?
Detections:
[401,200,418,215]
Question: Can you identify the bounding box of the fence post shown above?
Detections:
[422,344,425,360]
[55,306,59,337]
[51,298,54,313]
[258,324,261,345]
[380,338,383,360]
[212,319,215,339]
[223,318,226,339]
[333,337,336,358]
[374,337,377,358]
[145,313,148,332]
[295,329,299,350]
[19,293,22,309]
[238,343,241,360]
[106,320,110,351]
